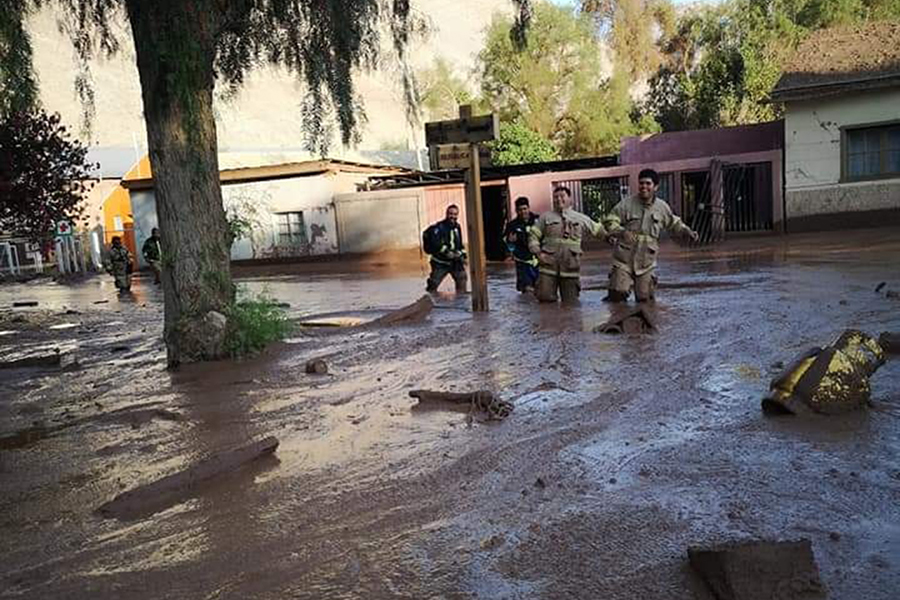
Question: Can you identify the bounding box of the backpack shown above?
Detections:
[422,223,442,255]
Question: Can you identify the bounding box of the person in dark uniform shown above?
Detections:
[504,196,539,294]
[423,205,468,293]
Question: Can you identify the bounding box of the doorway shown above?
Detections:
[481,184,509,261]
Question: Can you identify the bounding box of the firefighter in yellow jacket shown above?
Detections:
[528,186,606,303]
[604,169,698,302]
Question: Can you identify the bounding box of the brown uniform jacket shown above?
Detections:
[528,209,605,278]
[604,196,691,276]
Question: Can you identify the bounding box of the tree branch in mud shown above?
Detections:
[409,390,514,420]
[97,436,279,520]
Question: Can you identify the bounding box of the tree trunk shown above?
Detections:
[124,0,232,367]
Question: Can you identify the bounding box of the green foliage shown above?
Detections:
[224,193,265,246]
[416,58,474,121]
[0,0,40,118]
[0,110,96,240]
[489,121,559,165]
[225,292,293,358]
[479,1,656,158]
[581,0,677,83]
[646,0,900,131]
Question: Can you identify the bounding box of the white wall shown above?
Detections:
[334,189,426,254]
[131,172,372,264]
[785,88,900,189]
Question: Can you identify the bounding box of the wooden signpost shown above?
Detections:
[425,105,498,312]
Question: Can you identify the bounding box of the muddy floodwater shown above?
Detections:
[1,229,899,599]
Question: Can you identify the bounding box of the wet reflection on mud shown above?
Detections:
[2,228,900,599]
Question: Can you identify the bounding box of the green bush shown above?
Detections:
[225,292,292,357]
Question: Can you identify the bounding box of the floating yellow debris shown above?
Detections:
[763,330,885,415]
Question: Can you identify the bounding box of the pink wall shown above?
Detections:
[507,149,784,231]
[424,184,468,242]
[620,121,784,165]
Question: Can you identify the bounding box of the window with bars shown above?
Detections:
[276,212,307,246]
[843,123,900,181]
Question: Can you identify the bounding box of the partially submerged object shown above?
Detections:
[689,539,826,600]
[594,306,657,334]
[880,331,899,354]
[763,329,885,415]
[368,294,434,326]
[409,389,513,420]
[97,436,279,520]
[299,295,434,329]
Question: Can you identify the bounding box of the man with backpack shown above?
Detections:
[423,205,468,293]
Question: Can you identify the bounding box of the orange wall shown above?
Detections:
[101,155,151,256]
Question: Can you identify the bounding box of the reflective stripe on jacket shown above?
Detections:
[529,209,605,278]
[604,196,690,276]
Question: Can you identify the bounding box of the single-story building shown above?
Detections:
[771,22,900,231]
[342,120,784,259]
[122,159,410,268]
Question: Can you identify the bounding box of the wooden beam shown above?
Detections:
[425,111,499,146]
[466,140,488,312]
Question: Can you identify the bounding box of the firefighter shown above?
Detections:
[604,168,699,303]
[423,205,468,293]
[504,196,539,294]
[105,236,133,292]
[142,228,162,284]
[529,186,606,303]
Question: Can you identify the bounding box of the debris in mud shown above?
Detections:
[688,539,826,600]
[93,300,109,305]
[97,436,279,520]
[763,329,885,415]
[875,282,886,293]
[0,350,66,370]
[408,389,513,420]
[879,332,900,354]
[534,477,547,489]
[480,534,506,551]
[12,301,38,307]
[887,290,900,300]
[594,306,657,334]
[0,423,57,450]
[369,294,434,326]
[305,358,329,374]
[299,295,434,329]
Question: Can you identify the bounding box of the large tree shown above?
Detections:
[1,0,532,366]
[0,109,95,240]
[488,121,558,165]
[580,0,676,83]
[479,1,656,157]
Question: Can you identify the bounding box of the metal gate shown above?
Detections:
[553,176,630,221]
[723,162,773,232]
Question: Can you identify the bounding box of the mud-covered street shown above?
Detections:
[2,229,899,599]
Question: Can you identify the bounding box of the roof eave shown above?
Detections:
[771,73,900,102]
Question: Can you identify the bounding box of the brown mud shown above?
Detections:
[1,228,899,599]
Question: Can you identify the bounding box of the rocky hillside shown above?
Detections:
[29,1,508,160]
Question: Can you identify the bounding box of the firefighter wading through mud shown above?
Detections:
[604,168,699,302]
[529,186,606,303]
[105,236,133,293]
[423,205,468,293]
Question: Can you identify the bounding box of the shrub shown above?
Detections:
[225,292,292,357]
